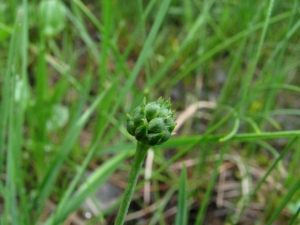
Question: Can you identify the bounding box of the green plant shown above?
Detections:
[38,0,66,37]
[1,0,300,224]
[114,97,176,225]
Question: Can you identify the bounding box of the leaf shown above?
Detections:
[44,150,130,224]
[175,165,188,225]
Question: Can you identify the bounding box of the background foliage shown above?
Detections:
[0,0,300,224]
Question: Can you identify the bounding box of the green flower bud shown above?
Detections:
[158,131,171,144]
[147,132,165,146]
[135,123,148,141]
[145,102,160,121]
[148,118,165,133]
[38,0,66,37]
[126,114,135,136]
[127,97,176,146]
[158,108,171,117]
[133,106,146,127]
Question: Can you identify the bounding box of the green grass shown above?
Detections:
[1,0,300,224]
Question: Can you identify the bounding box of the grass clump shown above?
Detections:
[0,0,300,224]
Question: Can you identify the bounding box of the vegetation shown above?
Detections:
[0,0,299,224]
[115,97,176,225]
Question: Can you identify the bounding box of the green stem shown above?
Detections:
[114,142,150,225]
[265,177,300,225]
[288,205,300,225]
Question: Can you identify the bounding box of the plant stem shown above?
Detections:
[114,142,150,225]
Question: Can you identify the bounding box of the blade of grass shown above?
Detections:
[0,22,13,34]
[259,84,300,93]
[137,0,151,83]
[92,8,130,141]
[287,140,300,184]
[256,140,284,170]
[91,0,172,148]
[32,86,109,222]
[219,114,240,142]
[113,0,171,112]
[1,13,20,225]
[240,0,274,104]
[195,143,229,224]
[152,143,198,181]
[71,0,171,146]
[288,205,300,225]
[162,130,300,148]
[242,116,261,133]
[217,36,247,105]
[149,187,177,225]
[100,0,111,87]
[41,75,93,221]
[261,0,299,122]
[0,4,20,180]
[6,78,20,224]
[64,6,101,60]
[147,0,215,91]
[231,137,298,224]
[265,178,300,225]
[4,1,29,223]
[153,128,300,187]
[163,9,292,90]
[72,0,155,62]
[35,29,48,145]
[47,80,122,224]
[33,13,49,181]
[175,165,188,225]
[45,150,130,225]
[18,1,30,223]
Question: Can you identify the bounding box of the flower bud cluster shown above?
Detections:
[127,97,176,146]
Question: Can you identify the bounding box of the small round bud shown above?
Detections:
[158,131,171,144]
[145,102,160,121]
[135,123,148,141]
[126,114,135,136]
[147,132,164,146]
[158,108,171,117]
[148,118,165,133]
[133,106,146,127]
[126,97,176,146]
[38,0,66,37]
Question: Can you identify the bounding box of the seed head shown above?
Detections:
[127,97,176,146]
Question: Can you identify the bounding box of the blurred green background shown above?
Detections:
[1,0,300,224]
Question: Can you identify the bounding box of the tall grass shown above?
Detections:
[0,0,299,224]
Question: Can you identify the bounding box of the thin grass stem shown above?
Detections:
[114,142,149,225]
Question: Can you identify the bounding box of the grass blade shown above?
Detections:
[231,137,298,224]
[288,206,300,225]
[113,0,171,112]
[219,114,240,142]
[45,150,130,224]
[265,178,300,225]
[175,165,188,225]
[32,88,109,222]
[240,0,275,103]
[195,143,229,224]
[162,130,300,148]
